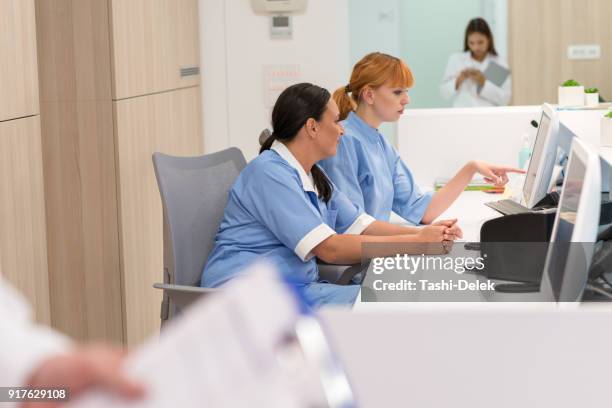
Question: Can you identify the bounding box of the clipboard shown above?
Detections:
[484,60,510,87]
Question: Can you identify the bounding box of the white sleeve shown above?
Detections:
[0,280,71,387]
[479,58,512,106]
[479,74,512,106]
[295,224,336,262]
[440,54,460,101]
[344,214,376,235]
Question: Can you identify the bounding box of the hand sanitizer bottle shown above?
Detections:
[518,133,531,169]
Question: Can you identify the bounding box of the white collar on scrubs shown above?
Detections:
[271,140,318,194]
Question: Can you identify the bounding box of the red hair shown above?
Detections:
[333,52,414,120]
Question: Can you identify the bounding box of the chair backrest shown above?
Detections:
[152,148,247,287]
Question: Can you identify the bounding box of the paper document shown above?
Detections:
[68,263,354,408]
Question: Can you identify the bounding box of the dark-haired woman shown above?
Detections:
[441,17,511,107]
[201,83,462,307]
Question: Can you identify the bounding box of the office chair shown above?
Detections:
[152,147,362,325]
[152,148,247,325]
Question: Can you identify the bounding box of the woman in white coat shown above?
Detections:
[441,17,511,107]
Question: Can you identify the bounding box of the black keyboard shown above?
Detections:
[485,199,531,216]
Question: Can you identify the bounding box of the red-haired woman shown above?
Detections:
[319,52,522,225]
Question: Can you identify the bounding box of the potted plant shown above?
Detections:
[601,111,612,147]
[558,79,584,107]
[585,87,599,107]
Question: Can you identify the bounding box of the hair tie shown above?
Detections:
[345,84,351,93]
[258,128,274,146]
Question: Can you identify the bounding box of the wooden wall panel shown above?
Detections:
[109,0,200,100]
[35,0,202,345]
[0,0,39,121]
[509,0,612,105]
[35,0,124,343]
[0,116,50,323]
[114,86,202,345]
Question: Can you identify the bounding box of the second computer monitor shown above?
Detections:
[522,103,560,208]
[540,137,601,302]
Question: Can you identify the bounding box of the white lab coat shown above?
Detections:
[0,278,70,388]
[440,51,512,107]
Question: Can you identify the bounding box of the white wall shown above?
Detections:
[347,0,402,145]
[199,0,350,159]
[348,0,401,62]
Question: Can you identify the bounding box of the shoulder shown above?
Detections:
[236,151,300,188]
[339,117,368,149]
[378,135,400,160]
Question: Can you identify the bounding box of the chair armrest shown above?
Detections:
[153,283,217,293]
[153,283,218,311]
[316,261,364,285]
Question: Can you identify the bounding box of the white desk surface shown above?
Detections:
[435,190,501,243]
[320,305,612,408]
[353,191,503,311]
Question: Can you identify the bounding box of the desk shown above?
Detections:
[354,191,506,309]
[436,190,501,242]
[320,305,612,407]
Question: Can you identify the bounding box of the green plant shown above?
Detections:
[561,79,581,87]
[585,87,599,94]
[605,111,612,119]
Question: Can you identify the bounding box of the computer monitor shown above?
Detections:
[540,138,601,302]
[522,104,560,208]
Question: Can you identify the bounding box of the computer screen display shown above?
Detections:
[523,111,551,205]
[545,154,585,301]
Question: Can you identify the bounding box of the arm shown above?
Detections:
[0,280,71,387]
[362,219,461,237]
[389,147,433,225]
[313,220,462,264]
[479,76,512,106]
[421,162,477,224]
[421,161,526,224]
[0,280,144,404]
[472,68,512,106]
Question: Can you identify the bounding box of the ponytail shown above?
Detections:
[333,85,357,121]
[311,165,332,203]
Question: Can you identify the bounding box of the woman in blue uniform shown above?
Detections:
[319,52,524,225]
[201,83,462,307]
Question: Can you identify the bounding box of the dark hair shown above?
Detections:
[260,83,333,203]
[463,17,497,56]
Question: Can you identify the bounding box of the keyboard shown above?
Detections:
[485,199,531,216]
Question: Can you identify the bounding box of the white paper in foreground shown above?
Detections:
[68,263,331,408]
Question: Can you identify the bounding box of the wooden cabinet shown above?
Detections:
[114,87,202,344]
[36,0,203,345]
[0,116,50,323]
[0,0,48,325]
[0,0,39,121]
[110,0,200,99]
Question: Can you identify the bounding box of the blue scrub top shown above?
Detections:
[318,111,433,224]
[202,141,374,289]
